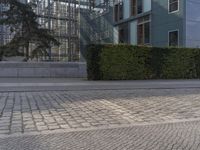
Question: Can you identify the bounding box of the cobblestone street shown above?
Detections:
[1,121,200,150]
[1,79,200,149]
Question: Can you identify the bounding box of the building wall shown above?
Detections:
[151,0,185,47]
[113,26,119,44]
[143,0,152,12]
[123,0,130,19]
[130,20,137,45]
[185,0,200,48]
[113,0,187,47]
[114,0,152,44]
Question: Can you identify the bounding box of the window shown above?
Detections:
[169,30,179,46]
[131,0,137,16]
[137,0,143,14]
[138,24,143,44]
[118,23,129,43]
[130,0,143,16]
[119,2,123,20]
[114,1,123,22]
[144,22,150,43]
[114,4,119,22]
[137,15,150,45]
[169,0,179,13]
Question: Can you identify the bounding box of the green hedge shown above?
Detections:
[0,48,3,61]
[86,44,200,80]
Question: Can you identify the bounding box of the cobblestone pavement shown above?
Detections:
[1,88,200,149]
[1,120,200,150]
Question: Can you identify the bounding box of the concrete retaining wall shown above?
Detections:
[0,62,87,78]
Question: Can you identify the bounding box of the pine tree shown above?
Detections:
[0,0,60,60]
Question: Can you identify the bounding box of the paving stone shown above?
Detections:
[60,124,70,129]
[48,125,60,130]
[24,125,35,129]
[1,88,200,148]
[37,126,48,130]
[0,121,200,150]
[81,123,91,127]
[36,122,46,126]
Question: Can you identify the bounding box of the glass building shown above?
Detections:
[31,0,80,61]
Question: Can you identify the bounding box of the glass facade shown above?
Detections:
[33,0,80,61]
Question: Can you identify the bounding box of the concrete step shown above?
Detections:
[0,62,87,78]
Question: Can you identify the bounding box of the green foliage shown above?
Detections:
[162,48,197,79]
[100,45,149,80]
[86,44,200,80]
[86,44,104,80]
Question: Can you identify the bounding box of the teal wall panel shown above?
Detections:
[151,0,185,47]
[130,20,137,45]
[123,0,130,19]
[143,0,151,12]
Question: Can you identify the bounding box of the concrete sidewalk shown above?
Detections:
[0,78,200,91]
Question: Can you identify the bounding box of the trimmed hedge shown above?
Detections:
[86,44,200,80]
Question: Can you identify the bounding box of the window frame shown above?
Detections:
[137,0,143,15]
[118,22,129,44]
[168,29,179,47]
[119,2,123,20]
[130,0,144,17]
[130,0,137,16]
[168,0,179,14]
[114,0,123,22]
[114,3,119,22]
[137,15,151,45]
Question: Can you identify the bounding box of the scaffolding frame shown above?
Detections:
[32,0,102,61]
[30,0,81,61]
